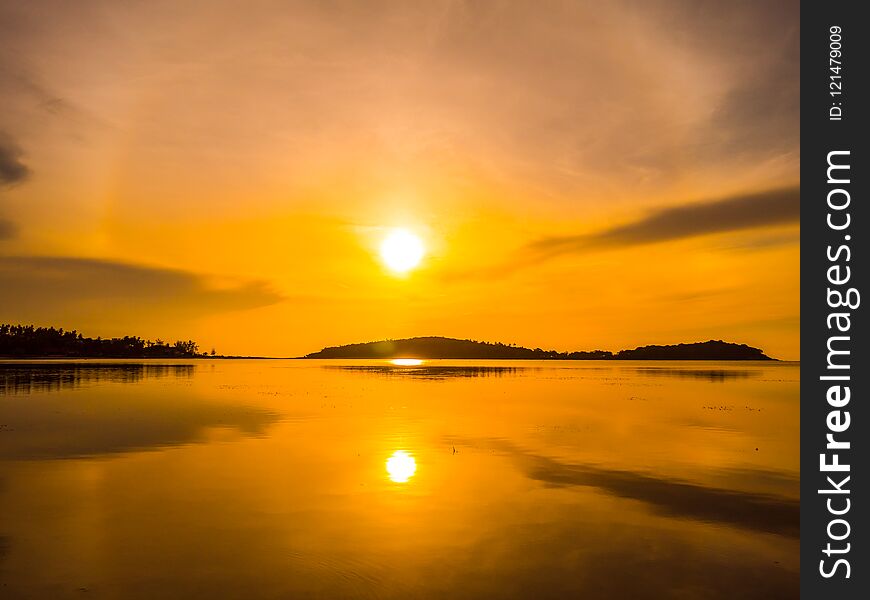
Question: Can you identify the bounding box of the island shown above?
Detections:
[304,337,773,361]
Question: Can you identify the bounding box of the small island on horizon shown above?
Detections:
[304,336,774,361]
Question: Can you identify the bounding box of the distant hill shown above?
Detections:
[304,337,773,361]
[615,340,771,360]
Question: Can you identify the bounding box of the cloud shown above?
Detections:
[529,187,800,258]
[0,133,28,239]
[0,256,283,323]
[0,1,799,211]
[0,133,30,186]
[0,218,16,240]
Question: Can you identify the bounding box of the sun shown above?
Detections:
[380,228,425,274]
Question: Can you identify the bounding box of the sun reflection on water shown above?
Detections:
[386,450,417,483]
[390,358,424,366]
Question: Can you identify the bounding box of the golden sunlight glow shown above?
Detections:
[380,229,425,274]
[386,450,417,483]
[1,4,801,362]
[391,358,423,366]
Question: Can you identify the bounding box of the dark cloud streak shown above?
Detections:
[0,133,30,186]
[530,187,800,258]
[0,256,283,321]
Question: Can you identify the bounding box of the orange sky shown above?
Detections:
[0,1,799,359]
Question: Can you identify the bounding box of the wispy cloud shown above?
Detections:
[529,187,799,258]
[0,256,283,321]
[0,132,28,240]
[0,133,29,186]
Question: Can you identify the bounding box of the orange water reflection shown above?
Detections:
[390,358,424,366]
[0,359,799,599]
[386,450,417,483]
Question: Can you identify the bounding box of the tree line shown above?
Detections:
[0,324,213,358]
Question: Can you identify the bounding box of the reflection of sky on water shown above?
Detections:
[0,362,195,395]
[0,360,799,599]
[0,362,278,460]
[630,367,760,382]
[450,437,798,537]
[324,360,791,383]
[326,364,522,379]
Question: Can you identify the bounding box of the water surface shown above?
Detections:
[0,359,799,598]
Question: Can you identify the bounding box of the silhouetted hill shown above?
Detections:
[0,324,210,358]
[304,337,772,360]
[615,340,771,360]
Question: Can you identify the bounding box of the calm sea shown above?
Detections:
[0,359,799,599]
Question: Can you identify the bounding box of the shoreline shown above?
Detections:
[0,356,792,362]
